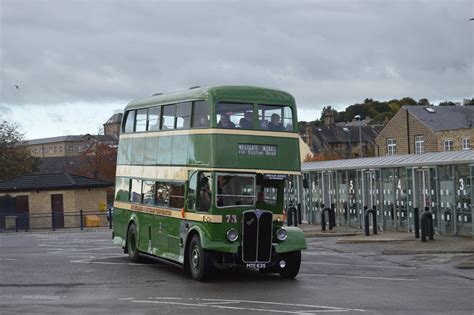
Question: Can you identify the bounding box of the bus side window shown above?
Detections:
[147,106,161,131]
[176,102,192,129]
[123,110,135,133]
[192,101,210,128]
[187,172,198,211]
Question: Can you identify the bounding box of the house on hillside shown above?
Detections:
[0,173,113,230]
[375,106,473,156]
[300,109,380,159]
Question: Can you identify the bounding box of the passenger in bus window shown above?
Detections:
[217,114,235,128]
[239,111,253,129]
[199,176,211,212]
[267,113,285,131]
[195,115,209,128]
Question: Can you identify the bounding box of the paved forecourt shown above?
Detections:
[0,230,473,314]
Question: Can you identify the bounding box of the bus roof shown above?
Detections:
[125,85,296,111]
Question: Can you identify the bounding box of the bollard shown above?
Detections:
[420,211,434,242]
[330,203,336,228]
[80,210,84,230]
[52,211,56,231]
[321,207,334,231]
[297,203,302,225]
[414,208,420,238]
[364,207,377,236]
[108,207,113,229]
[287,206,296,226]
[26,213,29,232]
[15,217,19,232]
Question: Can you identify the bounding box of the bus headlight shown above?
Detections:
[226,228,238,242]
[276,228,287,241]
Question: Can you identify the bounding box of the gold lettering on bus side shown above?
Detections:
[131,204,172,217]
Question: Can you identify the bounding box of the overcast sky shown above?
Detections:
[1,0,473,139]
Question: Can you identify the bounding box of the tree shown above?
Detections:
[417,98,430,106]
[304,152,342,162]
[0,118,40,180]
[66,142,117,183]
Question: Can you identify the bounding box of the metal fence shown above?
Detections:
[0,209,113,232]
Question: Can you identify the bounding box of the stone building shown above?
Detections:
[103,112,123,140]
[0,173,113,230]
[26,134,116,158]
[301,107,380,159]
[375,106,474,156]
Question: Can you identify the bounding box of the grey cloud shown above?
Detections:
[1,0,472,113]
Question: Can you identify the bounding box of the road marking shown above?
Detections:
[70,255,171,267]
[0,258,17,261]
[303,261,433,270]
[48,246,117,254]
[300,273,417,281]
[0,294,64,300]
[131,299,362,313]
[119,297,134,301]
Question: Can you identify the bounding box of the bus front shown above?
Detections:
[186,87,306,279]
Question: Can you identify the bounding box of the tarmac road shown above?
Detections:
[0,230,473,314]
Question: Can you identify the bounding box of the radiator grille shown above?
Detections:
[242,210,273,263]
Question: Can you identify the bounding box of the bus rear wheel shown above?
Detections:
[278,251,301,279]
[127,223,141,263]
[188,234,211,282]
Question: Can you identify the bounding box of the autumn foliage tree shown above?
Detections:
[304,152,342,162]
[67,143,117,183]
[0,118,40,181]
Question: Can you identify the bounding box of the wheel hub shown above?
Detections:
[191,247,200,270]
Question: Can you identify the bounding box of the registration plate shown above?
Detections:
[246,263,267,269]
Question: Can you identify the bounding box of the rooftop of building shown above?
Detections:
[0,173,113,192]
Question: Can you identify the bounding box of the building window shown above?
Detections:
[462,138,470,150]
[444,139,453,152]
[68,145,74,152]
[387,138,396,155]
[415,136,424,154]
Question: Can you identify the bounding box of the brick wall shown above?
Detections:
[0,188,108,229]
[375,108,437,156]
[436,128,474,151]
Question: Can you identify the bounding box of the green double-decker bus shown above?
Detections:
[113,85,306,281]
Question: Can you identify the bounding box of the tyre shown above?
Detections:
[127,223,141,263]
[188,234,212,282]
[278,251,301,279]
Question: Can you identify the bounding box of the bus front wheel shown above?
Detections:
[188,234,211,282]
[278,251,301,279]
[127,223,140,263]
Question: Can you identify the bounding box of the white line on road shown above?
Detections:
[0,258,17,261]
[303,261,433,270]
[130,299,363,313]
[0,294,64,300]
[300,273,418,281]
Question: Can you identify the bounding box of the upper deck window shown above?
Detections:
[192,101,210,128]
[135,109,148,132]
[216,102,253,129]
[162,105,176,130]
[176,102,192,129]
[258,105,293,131]
[147,107,161,131]
[123,110,135,133]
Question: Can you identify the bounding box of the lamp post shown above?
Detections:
[354,115,362,158]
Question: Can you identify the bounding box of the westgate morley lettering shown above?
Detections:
[237,144,277,156]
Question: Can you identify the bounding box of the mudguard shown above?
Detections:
[274,226,307,253]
